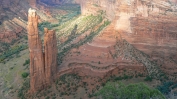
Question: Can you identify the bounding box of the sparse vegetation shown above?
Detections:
[157,81,173,95]
[18,78,30,99]
[23,59,30,66]
[96,82,165,99]
[144,75,153,82]
[113,75,133,81]
[57,15,110,65]
[0,45,28,63]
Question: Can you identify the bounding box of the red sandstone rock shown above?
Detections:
[44,28,57,84]
[0,19,25,43]
[28,8,57,92]
[28,8,46,92]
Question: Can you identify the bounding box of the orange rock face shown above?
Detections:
[27,8,57,92]
[28,8,46,92]
[55,0,177,79]
[44,28,57,84]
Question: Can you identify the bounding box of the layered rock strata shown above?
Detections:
[77,0,177,20]
[27,8,57,92]
[0,18,27,43]
[53,0,177,79]
[0,0,30,43]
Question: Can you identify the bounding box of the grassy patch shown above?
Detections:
[0,45,28,63]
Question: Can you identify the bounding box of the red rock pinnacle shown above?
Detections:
[44,28,57,85]
[27,8,57,92]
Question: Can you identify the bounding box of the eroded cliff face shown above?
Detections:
[0,0,58,43]
[0,0,30,43]
[77,0,177,19]
[0,0,30,21]
[76,0,177,49]
[28,8,58,92]
[38,0,177,32]
[82,0,177,77]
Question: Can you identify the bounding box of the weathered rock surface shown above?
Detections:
[44,28,57,85]
[39,0,176,81]
[0,0,56,43]
[28,8,57,92]
[0,0,30,43]
[0,0,29,21]
[78,0,176,19]
[28,8,46,92]
[75,0,177,78]
[0,18,26,43]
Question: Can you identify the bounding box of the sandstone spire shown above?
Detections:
[44,28,57,85]
[28,8,46,92]
[28,8,58,92]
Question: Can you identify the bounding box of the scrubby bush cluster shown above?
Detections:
[0,45,28,62]
[96,82,165,99]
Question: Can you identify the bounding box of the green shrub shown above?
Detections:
[23,59,30,66]
[17,78,30,99]
[157,81,173,94]
[45,96,50,99]
[96,82,165,99]
[21,72,29,78]
[144,75,153,82]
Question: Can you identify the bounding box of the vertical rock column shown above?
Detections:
[44,28,57,85]
[27,8,46,92]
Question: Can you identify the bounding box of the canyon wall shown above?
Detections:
[77,0,177,49]
[0,0,30,43]
[74,0,177,78]
[0,0,29,21]
[26,0,177,21]
[27,8,57,92]
[77,0,177,20]
[0,0,56,43]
